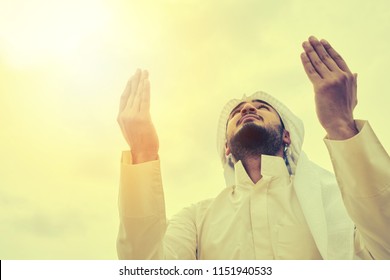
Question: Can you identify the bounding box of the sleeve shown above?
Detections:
[116,151,197,259]
[324,120,390,259]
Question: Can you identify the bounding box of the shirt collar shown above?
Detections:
[261,155,290,178]
[234,155,290,188]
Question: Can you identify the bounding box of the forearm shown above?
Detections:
[117,151,167,259]
[324,121,390,259]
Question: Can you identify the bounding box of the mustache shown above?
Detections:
[237,114,263,126]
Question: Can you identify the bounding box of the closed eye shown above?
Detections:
[257,104,270,110]
[231,109,240,117]
[229,107,243,119]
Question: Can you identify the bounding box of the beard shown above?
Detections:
[228,122,284,163]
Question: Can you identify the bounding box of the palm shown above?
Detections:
[117,69,159,163]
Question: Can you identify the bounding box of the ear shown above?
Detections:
[283,129,291,146]
[225,142,231,156]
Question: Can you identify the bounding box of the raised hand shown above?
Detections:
[301,36,359,140]
[117,69,159,163]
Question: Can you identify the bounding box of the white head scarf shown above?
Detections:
[216,91,356,259]
[217,91,305,187]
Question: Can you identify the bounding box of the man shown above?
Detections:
[116,36,390,259]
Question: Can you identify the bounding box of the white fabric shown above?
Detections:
[215,92,352,258]
[118,83,390,261]
[324,121,390,259]
[117,120,390,259]
[194,155,322,259]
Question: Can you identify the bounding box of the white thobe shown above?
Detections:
[117,121,390,259]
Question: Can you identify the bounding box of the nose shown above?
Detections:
[240,103,257,115]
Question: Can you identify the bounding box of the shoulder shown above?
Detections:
[169,197,215,222]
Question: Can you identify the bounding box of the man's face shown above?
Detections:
[225,99,288,160]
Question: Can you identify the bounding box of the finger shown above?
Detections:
[300,52,322,83]
[302,40,331,79]
[140,77,150,113]
[320,39,351,73]
[119,75,134,114]
[119,76,133,114]
[133,70,148,112]
[127,69,142,109]
[308,36,339,72]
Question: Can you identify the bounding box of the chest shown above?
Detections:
[196,186,322,259]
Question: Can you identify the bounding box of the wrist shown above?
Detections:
[325,120,359,140]
[131,150,159,164]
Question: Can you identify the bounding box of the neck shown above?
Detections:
[239,148,285,184]
[241,155,262,184]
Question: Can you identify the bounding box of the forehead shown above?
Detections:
[229,99,278,115]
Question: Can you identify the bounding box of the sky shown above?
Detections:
[1,0,390,259]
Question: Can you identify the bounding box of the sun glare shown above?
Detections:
[0,0,111,67]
